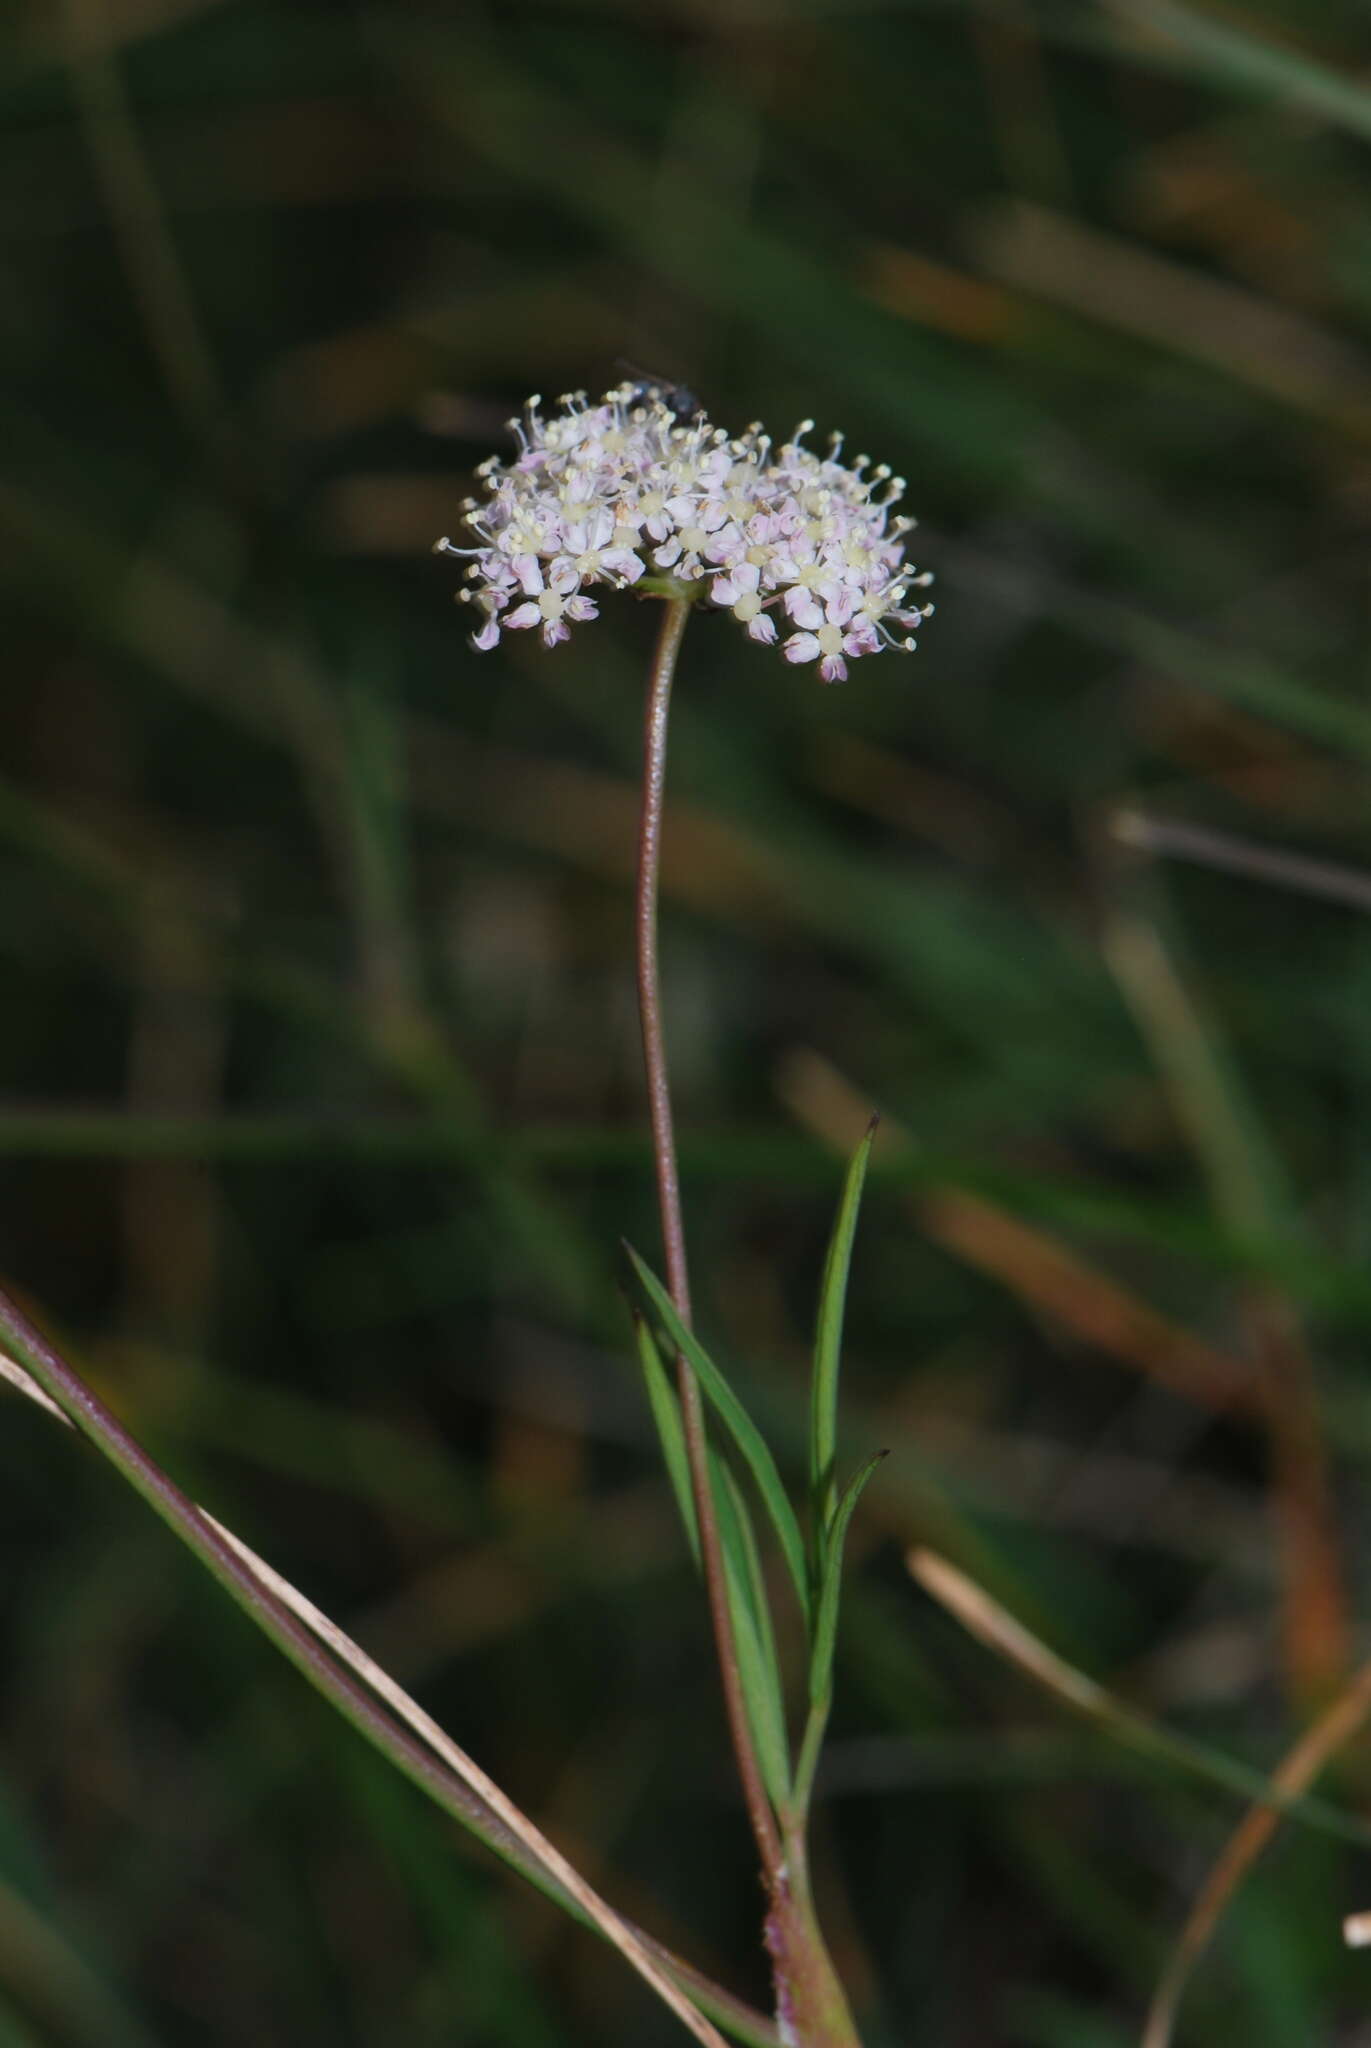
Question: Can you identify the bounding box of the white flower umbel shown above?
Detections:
[436,384,934,681]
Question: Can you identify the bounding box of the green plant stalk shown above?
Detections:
[0,1290,780,2048]
[766,1822,863,2048]
[634,597,861,2047]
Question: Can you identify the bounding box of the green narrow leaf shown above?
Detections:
[631,1297,792,1814]
[631,1312,700,1567]
[808,1451,887,1710]
[624,1247,809,1618]
[716,1457,785,1714]
[792,1449,887,1825]
[810,1119,877,1556]
[712,1454,792,1813]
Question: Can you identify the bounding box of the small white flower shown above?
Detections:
[653,499,733,579]
[710,561,778,644]
[559,508,645,590]
[502,557,599,647]
[782,592,879,684]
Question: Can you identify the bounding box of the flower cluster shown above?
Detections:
[436,382,933,682]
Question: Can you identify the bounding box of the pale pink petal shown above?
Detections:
[703,522,744,564]
[784,632,820,665]
[600,549,644,583]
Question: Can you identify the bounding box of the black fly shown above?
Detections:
[615,361,703,424]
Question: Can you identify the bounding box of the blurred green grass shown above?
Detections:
[3,0,1371,2040]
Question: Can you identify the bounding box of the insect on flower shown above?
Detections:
[615,362,703,424]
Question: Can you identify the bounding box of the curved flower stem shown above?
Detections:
[635,596,782,1878]
[636,596,697,1334]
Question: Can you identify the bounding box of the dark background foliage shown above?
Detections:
[3,0,1371,2042]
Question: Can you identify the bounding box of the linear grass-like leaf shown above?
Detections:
[629,1309,792,1814]
[810,1120,877,1558]
[717,1457,786,1718]
[632,1312,700,1567]
[791,1450,887,1822]
[624,1246,809,1617]
[713,1454,792,1815]
[808,1450,888,1711]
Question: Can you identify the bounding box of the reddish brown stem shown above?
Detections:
[635,596,781,1877]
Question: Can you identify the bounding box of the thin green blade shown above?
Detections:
[624,1246,809,1619]
[808,1451,888,1710]
[631,1312,700,1567]
[810,1120,878,1557]
[713,1455,792,1814]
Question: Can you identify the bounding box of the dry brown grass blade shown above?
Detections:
[0,1350,732,2048]
[0,1350,67,1421]
[201,1519,732,2048]
[907,1545,1371,1838]
[1111,811,1371,916]
[1141,1655,1371,2048]
[908,1546,1114,1717]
